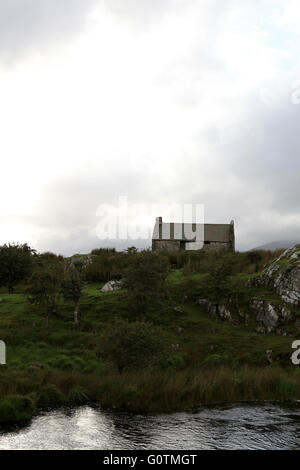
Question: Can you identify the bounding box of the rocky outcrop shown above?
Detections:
[197,299,217,316]
[266,350,273,364]
[65,255,95,273]
[196,247,300,334]
[250,300,291,333]
[218,305,233,322]
[101,280,122,293]
[197,299,232,322]
[262,245,300,306]
[197,297,292,334]
[69,255,95,269]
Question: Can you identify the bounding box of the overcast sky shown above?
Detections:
[1,0,300,254]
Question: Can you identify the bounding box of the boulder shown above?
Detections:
[262,245,300,306]
[66,255,95,270]
[250,300,291,333]
[174,306,185,314]
[197,299,232,321]
[101,280,122,293]
[197,299,217,316]
[266,350,273,365]
[218,305,233,322]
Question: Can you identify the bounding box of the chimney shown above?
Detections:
[156,217,162,240]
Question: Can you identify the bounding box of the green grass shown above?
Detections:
[167,270,207,285]
[0,269,300,424]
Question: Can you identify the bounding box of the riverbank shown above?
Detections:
[2,365,300,426]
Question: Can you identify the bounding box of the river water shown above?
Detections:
[0,404,299,450]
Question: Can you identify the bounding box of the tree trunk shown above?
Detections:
[74,299,80,326]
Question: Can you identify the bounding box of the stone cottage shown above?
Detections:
[152,217,235,252]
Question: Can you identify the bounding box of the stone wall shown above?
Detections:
[152,240,233,252]
[152,240,181,252]
[202,242,231,252]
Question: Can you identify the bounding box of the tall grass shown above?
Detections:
[2,366,298,414]
[167,249,285,275]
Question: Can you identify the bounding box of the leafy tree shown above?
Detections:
[102,319,165,373]
[122,251,169,315]
[27,262,63,327]
[125,247,138,255]
[245,250,263,272]
[91,247,116,256]
[38,252,64,264]
[177,277,201,305]
[62,263,85,326]
[199,259,233,307]
[85,251,125,282]
[0,243,36,293]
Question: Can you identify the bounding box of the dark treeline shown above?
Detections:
[0,242,284,326]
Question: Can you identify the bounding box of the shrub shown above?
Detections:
[47,355,81,371]
[0,395,35,424]
[122,251,169,314]
[160,353,186,370]
[37,385,66,407]
[102,319,166,373]
[90,248,116,256]
[27,262,63,326]
[67,386,89,405]
[118,385,141,406]
[202,354,230,367]
[272,375,299,399]
[0,243,36,293]
[83,359,108,374]
[86,249,125,282]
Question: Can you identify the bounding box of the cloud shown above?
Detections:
[1,0,300,253]
[0,0,97,64]
[102,0,179,25]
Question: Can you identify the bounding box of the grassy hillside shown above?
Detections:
[1,248,300,425]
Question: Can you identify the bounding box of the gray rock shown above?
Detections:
[250,300,291,332]
[174,306,185,314]
[66,255,95,271]
[262,245,300,306]
[0,298,3,303]
[256,326,266,334]
[251,301,279,330]
[266,350,273,364]
[101,280,122,293]
[197,299,211,309]
[197,299,232,321]
[218,304,233,322]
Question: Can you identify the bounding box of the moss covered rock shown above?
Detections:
[263,245,300,306]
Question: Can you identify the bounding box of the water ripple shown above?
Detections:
[0,404,299,450]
